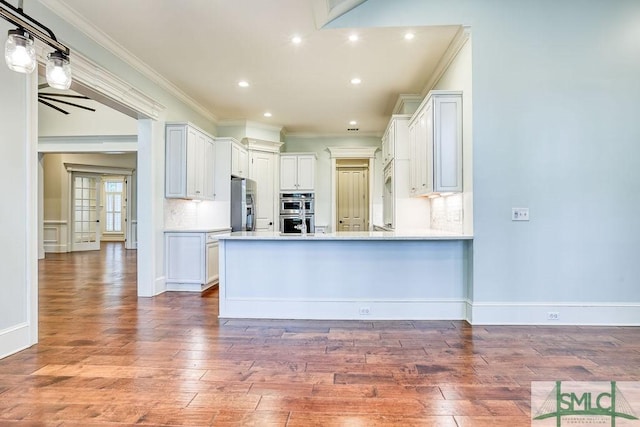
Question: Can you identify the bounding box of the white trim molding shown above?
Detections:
[43,220,68,253]
[327,146,378,159]
[470,302,640,326]
[0,323,31,360]
[38,135,138,153]
[312,0,368,29]
[422,25,471,96]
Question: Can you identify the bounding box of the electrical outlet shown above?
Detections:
[359,307,371,315]
[512,208,530,221]
[547,312,559,320]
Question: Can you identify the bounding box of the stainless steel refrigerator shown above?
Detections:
[230,177,256,231]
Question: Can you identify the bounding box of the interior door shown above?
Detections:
[72,173,101,251]
[337,166,369,231]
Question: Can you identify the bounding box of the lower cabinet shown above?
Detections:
[165,231,223,292]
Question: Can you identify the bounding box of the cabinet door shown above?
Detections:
[408,121,417,195]
[165,126,187,198]
[231,143,240,176]
[251,151,276,231]
[205,241,219,284]
[381,131,389,165]
[387,123,395,162]
[186,128,205,198]
[203,137,215,200]
[165,233,205,283]
[433,96,463,193]
[296,155,315,191]
[238,148,248,178]
[280,155,298,190]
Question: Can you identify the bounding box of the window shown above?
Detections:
[104,179,124,233]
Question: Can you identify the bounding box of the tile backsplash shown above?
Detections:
[164,199,230,229]
[430,194,464,233]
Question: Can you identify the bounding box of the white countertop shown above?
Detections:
[218,229,472,241]
[164,227,231,233]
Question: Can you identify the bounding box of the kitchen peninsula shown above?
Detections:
[217,230,473,320]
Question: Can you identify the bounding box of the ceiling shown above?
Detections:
[44,0,460,136]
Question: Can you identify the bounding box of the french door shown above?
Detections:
[72,173,101,251]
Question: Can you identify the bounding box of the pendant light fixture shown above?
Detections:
[5,28,35,72]
[45,50,71,89]
[1,0,72,88]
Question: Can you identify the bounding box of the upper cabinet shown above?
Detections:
[165,123,215,200]
[409,91,463,196]
[231,140,249,178]
[280,153,316,191]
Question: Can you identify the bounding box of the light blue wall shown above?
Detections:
[332,0,640,305]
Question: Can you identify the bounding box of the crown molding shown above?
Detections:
[392,94,423,115]
[327,146,378,159]
[312,0,368,29]
[422,25,471,96]
[39,0,217,122]
[286,131,382,139]
[243,138,284,154]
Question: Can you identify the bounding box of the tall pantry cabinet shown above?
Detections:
[408,91,463,196]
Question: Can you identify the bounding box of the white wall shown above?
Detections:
[39,89,138,137]
[283,135,382,228]
[0,20,30,356]
[333,0,640,323]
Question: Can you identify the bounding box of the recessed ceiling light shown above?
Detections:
[263,112,272,118]
[348,34,359,42]
[349,120,357,125]
[238,80,249,88]
[404,32,415,41]
[350,78,361,85]
[292,35,302,44]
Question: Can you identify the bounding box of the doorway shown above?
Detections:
[327,146,378,232]
[336,159,369,231]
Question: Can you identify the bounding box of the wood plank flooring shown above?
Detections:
[0,242,639,426]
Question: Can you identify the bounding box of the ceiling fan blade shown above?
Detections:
[39,93,91,100]
[38,83,50,90]
[38,95,97,112]
[38,99,69,115]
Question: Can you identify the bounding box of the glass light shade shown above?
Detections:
[46,51,72,90]
[4,30,36,73]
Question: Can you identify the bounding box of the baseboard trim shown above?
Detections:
[44,243,68,253]
[0,323,32,360]
[220,298,468,320]
[470,302,640,326]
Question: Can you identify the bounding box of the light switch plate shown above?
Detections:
[512,207,530,221]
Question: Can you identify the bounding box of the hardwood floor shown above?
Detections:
[0,242,639,426]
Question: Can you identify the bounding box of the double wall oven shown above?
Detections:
[280,192,315,234]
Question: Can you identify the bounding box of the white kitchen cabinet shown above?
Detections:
[408,91,462,196]
[213,136,249,202]
[280,153,316,191]
[381,115,412,229]
[165,231,225,292]
[165,123,215,200]
[231,141,249,178]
